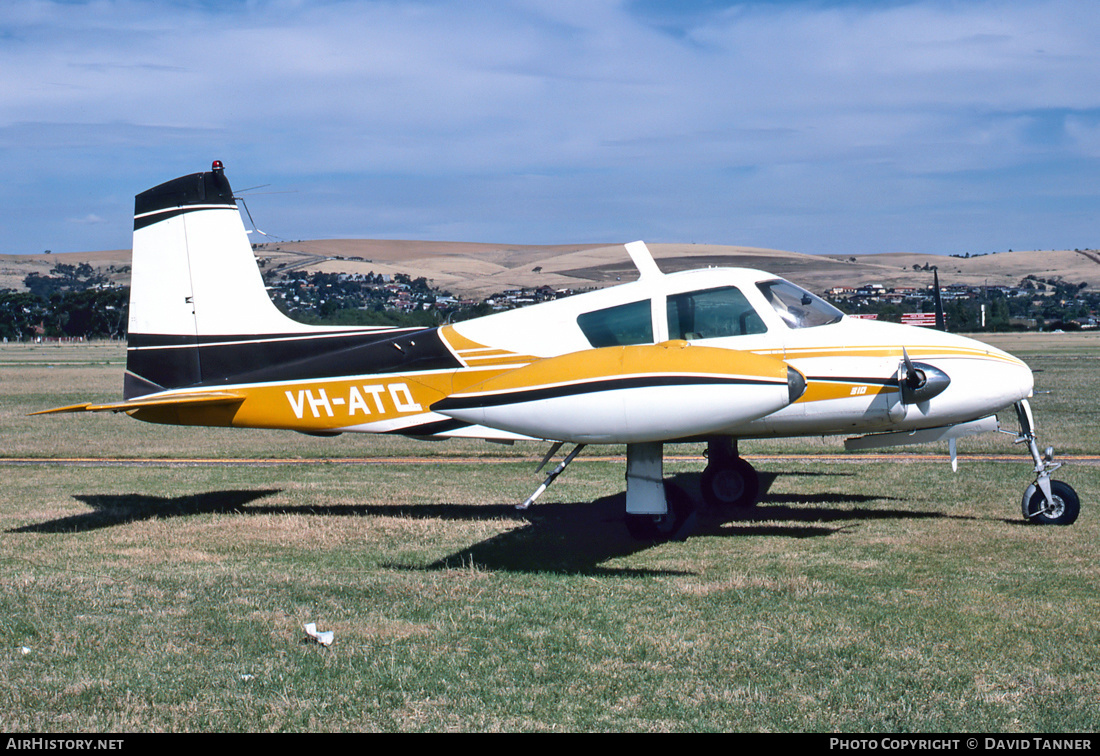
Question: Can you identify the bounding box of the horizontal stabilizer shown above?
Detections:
[844,416,1000,451]
[31,392,245,415]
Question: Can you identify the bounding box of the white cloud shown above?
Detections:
[2,0,1100,255]
[67,213,108,225]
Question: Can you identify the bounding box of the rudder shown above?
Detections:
[125,162,321,398]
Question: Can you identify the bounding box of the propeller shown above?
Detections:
[898,347,951,404]
[901,348,926,390]
[933,268,946,331]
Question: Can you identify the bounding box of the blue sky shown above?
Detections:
[3,0,1099,257]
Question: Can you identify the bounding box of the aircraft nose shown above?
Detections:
[977,350,1034,412]
[1012,357,1035,402]
[912,338,1033,422]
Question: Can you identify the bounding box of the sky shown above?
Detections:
[3,0,1100,258]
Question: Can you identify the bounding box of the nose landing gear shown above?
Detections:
[1014,400,1079,525]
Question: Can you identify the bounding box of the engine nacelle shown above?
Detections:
[431,340,803,443]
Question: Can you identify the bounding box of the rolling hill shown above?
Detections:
[3,241,1098,299]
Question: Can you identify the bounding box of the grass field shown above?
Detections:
[1,335,1098,732]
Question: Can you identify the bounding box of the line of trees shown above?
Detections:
[0,263,457,341]
[0,288,128,341]
[4,261,1099,341]
[1,263,128,341]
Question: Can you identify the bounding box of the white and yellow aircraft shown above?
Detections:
[37,162,1079,540]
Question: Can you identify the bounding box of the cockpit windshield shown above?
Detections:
[756,279,844,329]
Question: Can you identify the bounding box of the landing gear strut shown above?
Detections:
[700,437,760,511]
[1014,400,1079,525]
[623,442,696,541]
[621,438,760,542]
[522,441,700,542]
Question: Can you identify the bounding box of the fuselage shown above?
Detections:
[438,265,1032,440]
[140,263,1032,444]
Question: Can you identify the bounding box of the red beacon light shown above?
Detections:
[212,160,224,172]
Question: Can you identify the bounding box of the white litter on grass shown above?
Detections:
[20,647,31,656]
[304,622,333,646]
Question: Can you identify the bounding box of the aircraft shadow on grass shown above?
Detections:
[12,469,969,574]
[415,470,970,575]
[10,489,283,533]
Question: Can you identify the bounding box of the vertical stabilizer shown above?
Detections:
[126,162,324,398]
[129,161,309,340]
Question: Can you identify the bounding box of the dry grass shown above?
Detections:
[1,457,1098,731]
[1,338,1099,731]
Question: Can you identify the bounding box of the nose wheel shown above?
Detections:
[1014,400,1079,525]
[1022,479,1080,525]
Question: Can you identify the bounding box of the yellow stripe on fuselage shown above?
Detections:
[780,344,1026,367]
[795,380,896,404]
[130,368,510,432]
[438,325,538,368]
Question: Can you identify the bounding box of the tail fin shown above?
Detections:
[125,162,384,399]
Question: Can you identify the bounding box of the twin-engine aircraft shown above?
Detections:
[37,162,1080,540]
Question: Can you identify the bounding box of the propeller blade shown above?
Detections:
[933,268,946,331]
[900,347,925,390]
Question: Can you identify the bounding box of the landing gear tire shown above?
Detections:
[625,483,695,542]
[1022,480,1080,525]
[700,457,760,511]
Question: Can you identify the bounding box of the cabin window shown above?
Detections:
[577,300,653,347]
[666,286,767,340]
[756,279,844,329]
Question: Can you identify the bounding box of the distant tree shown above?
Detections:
[0,290,46,340]
[23,262,107,298]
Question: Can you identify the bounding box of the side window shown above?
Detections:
[577,300,653,347]
[666,286,767,341]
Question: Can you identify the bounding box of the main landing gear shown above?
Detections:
[699,437,760,512]
[520,438,763,542]
[516,441,704,542]
[622,441,696,542]
[1014,400,1080,525]
[522,403,1079,542]
[622,437,760,542]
